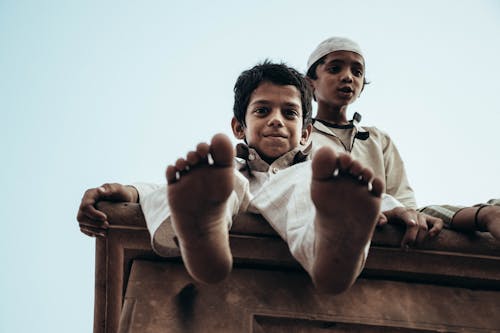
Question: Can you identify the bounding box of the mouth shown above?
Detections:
[338,86,354,94]
[263,133,288,139]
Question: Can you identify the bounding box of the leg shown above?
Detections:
[311,146,383,294]
[166,133,235,283]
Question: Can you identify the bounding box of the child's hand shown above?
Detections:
[382,207,444,248]
[376,213,388,226]
[77,183,137,237]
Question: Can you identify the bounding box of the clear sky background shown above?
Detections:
[1,1,499,332]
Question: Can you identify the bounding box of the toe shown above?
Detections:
[370,177,384,197]
[210,133,234,167]
[312,147,338,180]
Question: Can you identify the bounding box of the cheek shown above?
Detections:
[245,128,259,145]
[291,125,303,143]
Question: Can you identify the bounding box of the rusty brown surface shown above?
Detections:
[121,260,500,333]
[93,202,500,333]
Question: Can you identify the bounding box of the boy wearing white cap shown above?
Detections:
[306,37,500,242]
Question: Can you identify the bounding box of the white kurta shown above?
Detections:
[134,144,402,275]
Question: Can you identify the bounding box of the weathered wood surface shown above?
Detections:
[93,202,500,333]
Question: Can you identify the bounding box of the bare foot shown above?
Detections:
[166,133,235,283]
[310,146,383,293]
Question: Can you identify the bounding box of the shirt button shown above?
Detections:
[248,153,255,161]
[272,167,278,174]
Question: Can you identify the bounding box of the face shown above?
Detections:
[310,51,365,109]
[232,81,310,164]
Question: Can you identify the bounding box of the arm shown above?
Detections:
[380,130,418,209]
[446,204,500,240]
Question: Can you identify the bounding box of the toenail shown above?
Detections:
[207,153,214,165]
[272,167,278,174]
[332,168,340,177]
[248,153,255,161]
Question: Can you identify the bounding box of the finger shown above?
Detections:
[415,214,429,244]
[377,213,388,226]
[78,203,108,223]
[80,225,107,237]
[80,226,106,238]
[79,220,109,230]
[77,218,109,229]
[100,183,134,202]
[401,224,419,248]
[399,210,418,227]
[80,228,95,237]
[427,216,444,237]
[384,208,417,227]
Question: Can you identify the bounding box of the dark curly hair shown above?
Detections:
[233,60,312,129]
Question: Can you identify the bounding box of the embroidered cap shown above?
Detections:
[306,37,364,73]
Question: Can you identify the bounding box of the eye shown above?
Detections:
[284,109,300,119]
[352,67,364,77]
[253,107,269,116]
[327,65,341,74]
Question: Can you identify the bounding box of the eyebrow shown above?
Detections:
[249,99,301,108]
[325,59,364,69]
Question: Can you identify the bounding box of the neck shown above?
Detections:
[315,103,350,125]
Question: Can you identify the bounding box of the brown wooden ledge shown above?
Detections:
[93,202,500,333]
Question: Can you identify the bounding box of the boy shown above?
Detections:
[305,36,500,241]
[78,61,397,293]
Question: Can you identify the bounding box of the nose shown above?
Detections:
[267,110,285,127]
[340,69,353,83]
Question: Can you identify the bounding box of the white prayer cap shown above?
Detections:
[306,37,364,73]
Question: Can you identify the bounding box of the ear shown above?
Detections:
[231,117,246,140]
[300,123,312,145]
[306,77,317,102]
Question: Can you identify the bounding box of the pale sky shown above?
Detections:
[1,1,499,332]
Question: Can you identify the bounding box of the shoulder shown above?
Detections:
[362,126,394,144]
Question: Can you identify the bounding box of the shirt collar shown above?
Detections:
[312,117,369,139]
[235,143,310,173]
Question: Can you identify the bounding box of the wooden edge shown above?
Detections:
[93,221,156,333]
[93,237,107,333]
[98,202,500,255]
[94,202,500,332]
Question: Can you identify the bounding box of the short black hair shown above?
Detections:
[306,55,369,90]
[233,60,312,128]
